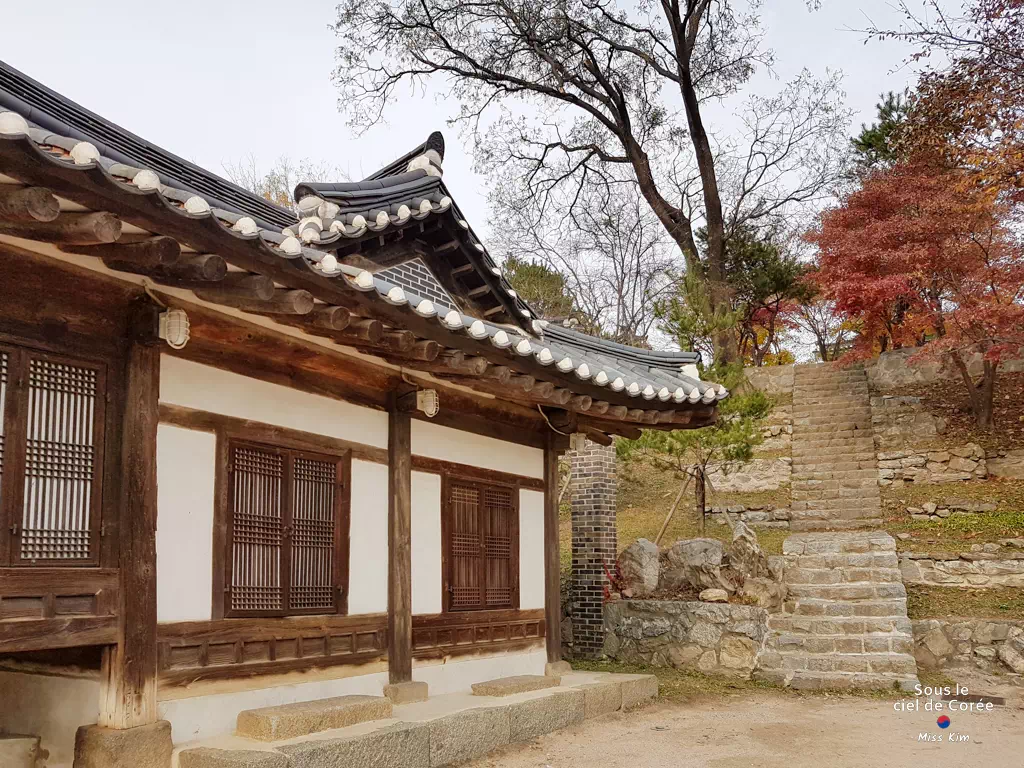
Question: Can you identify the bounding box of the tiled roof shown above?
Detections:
[0,59,727,433]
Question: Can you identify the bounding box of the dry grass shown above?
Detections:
[558,461,790,571]
[894,371,1024,452]
[881,479,1024,551]
[907,586,1024,621]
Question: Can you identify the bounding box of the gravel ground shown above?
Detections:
[467,690,1024,768]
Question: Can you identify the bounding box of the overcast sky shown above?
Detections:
[2,1,943,240]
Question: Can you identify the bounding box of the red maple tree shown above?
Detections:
[808,161,1024,428]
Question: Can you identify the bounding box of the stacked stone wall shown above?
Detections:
[912,618,1024,674]
[900,551,1024,588]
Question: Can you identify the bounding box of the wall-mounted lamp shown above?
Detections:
[569,432,587,452]
[417,389,439,418]
[159,309,190,349]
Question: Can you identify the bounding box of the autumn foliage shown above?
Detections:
[809,162,1024,427]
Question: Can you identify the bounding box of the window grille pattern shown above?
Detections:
[445,479,518,612]
[225,440,348,618]
[290,456,337,612]
[0,345,105,566]
[229,445,284,613]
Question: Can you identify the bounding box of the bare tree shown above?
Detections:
[332,0,851,363]
[793,298,854,362]
[489,175,677,345]
[223,155,345,210]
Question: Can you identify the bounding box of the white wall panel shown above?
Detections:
[348,460,389,615]
[411,420,542,479]
[518,489,546,610]
[411,471,443,615]
[159,356,388,448]
[156,424,216,623]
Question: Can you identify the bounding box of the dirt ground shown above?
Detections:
[467,690,1024,768]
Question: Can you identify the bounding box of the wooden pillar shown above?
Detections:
[543,432,563,663]
[387,401,413,684]
[99,304,160,729]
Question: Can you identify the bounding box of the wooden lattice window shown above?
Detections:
[224,439,350,618]
[442,476,519,612]
[0,343,106,566]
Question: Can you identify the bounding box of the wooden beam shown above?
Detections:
[0,210,121,244]
[578,417,643,440]
[582,427,614,446]
[451,262,475,277]
[100,302,160,730]
[387,397,413,684]
[193,272,273,302]
[216,288,315,315]
[433,239,461,254]
[308,305,352,332]
[607,405,628,419]
[381,340,441,364]
[0,185,59,222]
[63,235,179,269]
[543,431,563,665]
[569,395,592,412]
[508,374,536,392]
[467,284,492,298]
[483,365,512,385]
[333,318,384,345]
[591,401,610,416]
[0,616,118,654]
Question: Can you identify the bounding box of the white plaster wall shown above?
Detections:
[413,648,546,696]
[411,420,543,479]
[411,471,443,615]
[0,672,99,768]
[159,356,388,448]
[518,490,546,611]
[348,460,389,615]
[156,425,216,623]
[159,670,390,745]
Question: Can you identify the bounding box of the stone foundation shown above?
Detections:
[900,551,1024,588]
[74,721,173,768]
[706,457,792,493]
[912,618,1024,673]
[707,505,791,529]
[602,600,771,678]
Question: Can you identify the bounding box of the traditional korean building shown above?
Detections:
[0,60,724,766]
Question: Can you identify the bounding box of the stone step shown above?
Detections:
[791,460,878,473]
[794,413,872,426]
[756,669,919,692]
[777,651,918,675]
[791,486,880,501]
[785,582,907,601]
[471,675,559,697]
[793,403,872,413]
[794,382,869,391]
[774,633,915,655]
[784,597,907,617]
[792,447,876,461]
[791,468,879,480]
[785,566,903,585]
[768,615,912,635]
[0,735,42,768]
[783,551,899,569]
[788,518,885,532]
[236,695,392,741]
[791,499,881,513]
[793,393,871,403]
[791,479,879,492]
[782,533,897,555]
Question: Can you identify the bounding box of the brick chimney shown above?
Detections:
[569,439,618,658]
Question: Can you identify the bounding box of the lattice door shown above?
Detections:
[228,444,285,614]
[448,482,483,610]
[13,351,105,564]
[482,487,514,608]
[0,351,7,515]
[290,455,338,613]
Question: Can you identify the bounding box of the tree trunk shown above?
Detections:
[951,353,997,430]
[695,466,706,535]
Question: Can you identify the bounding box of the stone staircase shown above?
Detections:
[790,362,882,531]
[757,532,919,691]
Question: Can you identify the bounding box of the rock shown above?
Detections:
[949,456,978,473]
[923,502,938,514]
[927,452,950,463]
[897,533,912,541]
[618,539,661,597]
[921,627,954,659]
[982,543,1000,553]
[1000,538,1024,549]
[997,628,1024,674]
[739,576,784,612]
[936,509,952,518]
[912,514,931,521]
[718,635,758,672]
[726,522,770,586]
[907,507,923,515]
[699,588,729,603]
[660,539,728,592]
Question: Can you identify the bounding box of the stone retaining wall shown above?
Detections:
[706,457,792,493]
[989,449,1024,479]
[602,600,771,678]
[707,505,791,530]
[900,551,1024,588]
[744,365,794,396]
[912,618,1024,674]
[866,349,1024,389]
[877,444,988,486]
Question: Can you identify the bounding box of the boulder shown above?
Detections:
[997,628,1024,674]
[618,539,660,596]
[660,538,728,592]
[726,522,770,587]
[740,577,784,612]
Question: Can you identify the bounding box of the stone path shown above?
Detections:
[790,362,882,531]
[756,531,919,691]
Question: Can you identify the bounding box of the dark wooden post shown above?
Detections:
[387,399,413,684]
[99,303,160,729]
[543,432,563,664]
